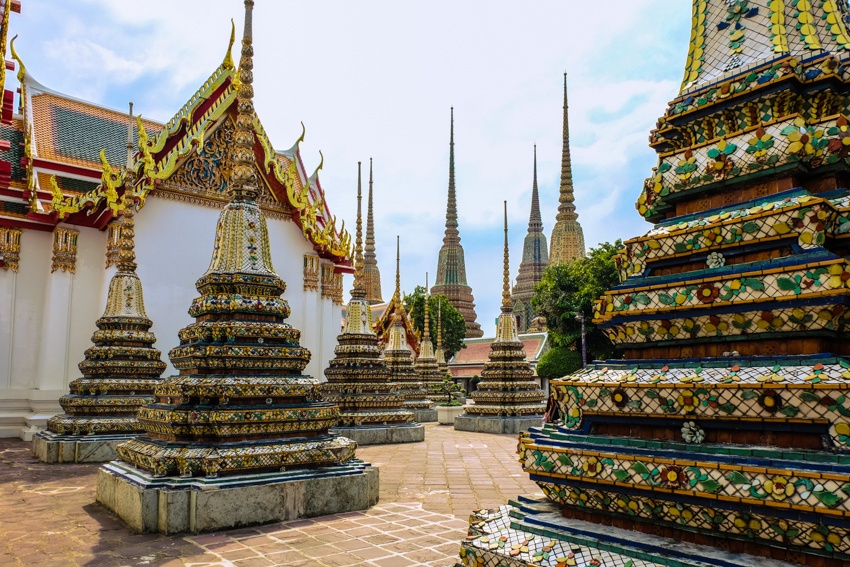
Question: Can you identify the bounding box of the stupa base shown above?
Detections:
[454,414,541,435]
[330,423,424,445]
[96,458,379,534]
[32,430,136,463]
[457,496,796,567]
[412,409,437,422]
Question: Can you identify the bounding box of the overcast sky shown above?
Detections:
[8,1,691,336]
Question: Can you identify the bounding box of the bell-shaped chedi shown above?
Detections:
[383,237,436,422]
[33,105,166,464]
[96,1,377,535]
[455,202,545,435]
[320,162,422,445]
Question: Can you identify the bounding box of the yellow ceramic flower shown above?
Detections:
[763,476,796,500]
[582,457,602,477]
[827,264,850,289]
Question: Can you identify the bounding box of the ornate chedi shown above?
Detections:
[513,145,550,332]
[384,237,436,422]
[96,1,376,534]
[431,107,483,338]
[461,4,850,567]
[455,203,545,435]
[33,106,166,463]
[549,74,585,265]
[363,158,384,305]
[414,274,444,392]
[319,162,422,445]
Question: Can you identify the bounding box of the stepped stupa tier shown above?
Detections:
[320,163,421,445]
[383,238,436,422]
[549,74,586,265]
[468,2,850,567]
[455,203,545,435]
[363,158,384,305]
[512,145,550,332]
[97,1,376,534]
[33,108,166,463]
[414,274,444,391]
[431,108,483,338]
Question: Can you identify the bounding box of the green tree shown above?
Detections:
[404,287,466,360]
[532,240,622,363]
[536,346,583,379]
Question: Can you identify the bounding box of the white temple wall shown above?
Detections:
[0,196,343,439]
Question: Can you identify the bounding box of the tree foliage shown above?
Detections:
[532,240,622,362]
[404,286,466,360]
[536,346,583,379]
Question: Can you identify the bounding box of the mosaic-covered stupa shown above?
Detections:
[33,109,166,463]
[461,3,850,566]
[363,158,384,305]
[320,162,422,445]
[414,275,444,392]
[383,238,436,422]
[455,203,545,435]
[97,1,376,534]
[435,301,449,375]
[512,145,549,332]
[431,108,483,338]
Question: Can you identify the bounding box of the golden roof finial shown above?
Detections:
[227,0,258,201]
[222,19,236,70]
[351,161,366,299]
[501,200,512,313]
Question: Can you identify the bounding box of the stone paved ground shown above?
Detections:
[0,423,540,566]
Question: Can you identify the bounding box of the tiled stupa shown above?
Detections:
[96,1,377,534]
[455,203,545,435]
[548,74,585,265]
[320,162,422,445]
[33,107,166,464]
[431,107,483,338]
[435,301,449,375]
[384,238,436,422]
[414,275,444,393]
[461,3,850,567]
[512,145,549,332]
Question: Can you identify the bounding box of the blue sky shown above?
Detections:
[6,1,692,335]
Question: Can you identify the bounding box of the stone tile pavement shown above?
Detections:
[0,423,541,566]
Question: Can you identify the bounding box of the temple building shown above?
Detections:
[97,1,376,533]
[0,4,349,440]
[548,74,585,264]
[512,145,549,332]
[461,2,850,566]
[320,162,422,445]
[431,108,483,338]
[454,203,545,434]
[363,158,384,304]
[32,108,166,463]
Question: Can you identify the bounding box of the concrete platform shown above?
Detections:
[32,430,135,463]
[330,423,424,445]
[412,409,438,422]
[96,459,379,534]
[454,414,542,434]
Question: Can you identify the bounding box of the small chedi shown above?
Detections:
[461,4,850,567]
[320,162,422,445]
[97,1,376,534]
[33,107,166,464]
[435,301,449,375]
[382,238,437,422]
[414,274,445,392]
[455,203,545,435]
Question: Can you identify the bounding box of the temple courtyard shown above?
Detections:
[0,423,538,566]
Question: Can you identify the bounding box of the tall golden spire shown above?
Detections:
[363,158,384,304]
[501,201,512,313]
[351,161,366,300]
[228,0,258,202]
[118,102,137,275]
[550,73,586,265]
[423,272,431,342]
